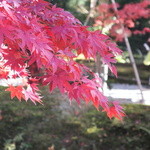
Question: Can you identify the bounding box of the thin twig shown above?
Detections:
[110,0,144,103]
[84,0,98,25]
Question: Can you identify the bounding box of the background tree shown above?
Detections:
[94,0,150,53]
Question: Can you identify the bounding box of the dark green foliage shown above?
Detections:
[115,0,142,6]
[0,86,150,150]
[109,63,150,85]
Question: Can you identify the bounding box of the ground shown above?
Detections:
[0,86,150,150]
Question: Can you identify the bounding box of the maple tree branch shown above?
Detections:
[0,0,125,120]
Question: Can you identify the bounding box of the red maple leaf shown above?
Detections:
[5,85,24,101]
[0,70,9,79]
[22,85,43,104]
[104,101,125,120]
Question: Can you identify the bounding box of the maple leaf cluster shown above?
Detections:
[94,0,150,41]
[0,0,124,119]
